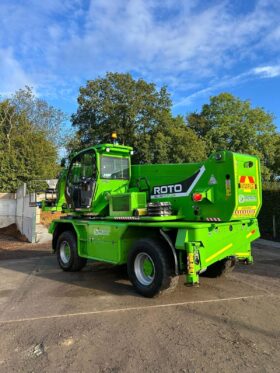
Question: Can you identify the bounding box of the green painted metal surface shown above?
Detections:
[131,150,262,222]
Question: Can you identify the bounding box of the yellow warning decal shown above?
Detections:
[187,253,194,274]
[246,229,256,238]
[233,206,256,217]
[206,243,233,263]
[239,176,256,192]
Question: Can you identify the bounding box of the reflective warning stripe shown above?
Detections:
[246,229,256,238]
[234,209,255,215]
[206,243,233,263]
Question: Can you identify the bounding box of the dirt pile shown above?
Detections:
[0,224,28,242]
[0,224,51,260]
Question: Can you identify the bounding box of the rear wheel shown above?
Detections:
[204,258,236,278]
[56,231,87,272]
[127,238,178,297]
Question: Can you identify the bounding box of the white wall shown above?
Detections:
[0,185,37,242]
[0,193,16,228]
[16,185,36,243]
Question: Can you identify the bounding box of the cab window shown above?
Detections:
[100,156,129,180]
[68,151,96,184]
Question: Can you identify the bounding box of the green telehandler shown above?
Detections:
[43,134,262,297]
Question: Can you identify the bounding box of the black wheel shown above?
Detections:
[204,258,236,278]
[127,238,178,298]
[56,231,87,272]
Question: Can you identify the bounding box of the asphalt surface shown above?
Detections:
[0,242,279,373]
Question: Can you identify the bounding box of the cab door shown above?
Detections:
[66,150,97,209]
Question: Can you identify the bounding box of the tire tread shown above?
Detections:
[127,237,178,297]
[56,231,87,272]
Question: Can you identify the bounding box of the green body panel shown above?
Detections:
[109,192,147,217]
[131,151,262,222]
[49,217,258,282]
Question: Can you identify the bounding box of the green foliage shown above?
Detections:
[258,182,280,241]
[0,100,59,192]
[262,181,280,191]
[70,73,206,164]
[187,93,278,180]
[258,189,280,241]
[11,86,66,146]
[150,115,206,164]
[269,133,280,178]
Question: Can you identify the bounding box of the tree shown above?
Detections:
[70,73,206,163]
[150,115,206,164]
[0,100,59,192]
[187,93,278,180]
[11,86,66,146]
[270,133,280,178]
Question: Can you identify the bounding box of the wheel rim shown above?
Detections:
[134,252,155,286]
[60,241,71,264]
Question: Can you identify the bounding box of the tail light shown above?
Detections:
[192,193,203,202]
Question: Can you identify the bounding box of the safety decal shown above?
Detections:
[93,227,111,236]
[208,175,217,185]
[239,176,256,192]
[238,194,257,203]
[206,217,221,222]
[206,243,233,263]
[246,229,256,238]
[187,253,195,274]
[233,206,256,216]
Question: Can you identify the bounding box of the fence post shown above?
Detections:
[273,215,276,239]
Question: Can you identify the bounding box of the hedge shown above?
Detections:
[258,182,280,241]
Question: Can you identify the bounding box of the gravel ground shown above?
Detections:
[0,240,279,373]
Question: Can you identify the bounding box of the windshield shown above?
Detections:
[100,156,129,180]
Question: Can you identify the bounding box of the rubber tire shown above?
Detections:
[127,238,178,298]
[204,258,236,278]
[56,231,87,272]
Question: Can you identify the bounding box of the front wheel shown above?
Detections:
[127,238,178,298]
[56,231,87,272]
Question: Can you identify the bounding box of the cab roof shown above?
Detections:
[73,143,133,158]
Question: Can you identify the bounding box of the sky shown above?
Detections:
[0,0,280,128]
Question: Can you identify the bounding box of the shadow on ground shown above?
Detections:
[0,242,279,301]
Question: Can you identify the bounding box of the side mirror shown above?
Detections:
[60,158,66,167]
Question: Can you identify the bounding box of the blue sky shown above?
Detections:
[1,0,280,128]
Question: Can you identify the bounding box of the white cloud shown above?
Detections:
[252,65,280,78]
[0,48,34,95]
[174,65,280,107]
[0,0,280,103]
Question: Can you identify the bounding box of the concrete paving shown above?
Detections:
[256,238,280,249]
[0,243,279,372]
